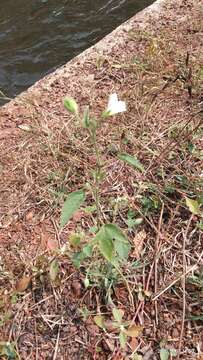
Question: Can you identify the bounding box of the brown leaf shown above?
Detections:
[72,210,85,222]
[124,325,143,337]
[130,230,146,259]
[47,237,58,251]
[25,210,34,222]
[18,124,32,132]
[49,259,59,282]
[129,337,138,351]
[40,230,58,251]
[71,281,82,297]
[94,315,106,329]
[112,353,124,360]
[16,276,31,292]
[114,286,128,302]
[103,338,115,352]
[86,324,100,336]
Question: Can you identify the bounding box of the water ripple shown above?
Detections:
[0,0,153,103]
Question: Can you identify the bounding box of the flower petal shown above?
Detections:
[106,93,126,116]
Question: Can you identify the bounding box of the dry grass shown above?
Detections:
[0,0,203,358]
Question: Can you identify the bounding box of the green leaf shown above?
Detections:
[84,205,97,213]
[105,224,130,260]
[189,314,203,321]
[60,189,86,228]
[84,277,90,288]
[101,110,111,118]
[94,224,130,262]
[160,348,170,360]
[82,244,93,257]
[97,228,114,262]
[94,315,106,329]
[132,354,143,360]
[119,331,127,349]
[197,220,203,230]
[112,308,124,323]
[49,259,59,282]
[185,197,200,215]
[170,349,177,357]
[89,225,98,234]
[118,153,144,172]
[69,233,82,247]
[188,142,195,153]
[0,342,17,359]
[175,175,188,187]
[72,251,86,268]
[125,217,143,229]
[198,195,203,205]
[114,239,130,261]
[94,226,111,260]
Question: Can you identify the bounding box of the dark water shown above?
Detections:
[0,0,153,103]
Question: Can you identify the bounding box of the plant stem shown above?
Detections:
[114,264,135,311]
[91,129,102,227]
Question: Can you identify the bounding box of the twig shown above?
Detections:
[8,293,31,342]
[35,319,39,360]
[153,238,203,301]
[30,295,53,310]
[114,264,135,311]
[131,301,144,325]
[53,325,61,360]
[151,74,180,104]
[154,203,164,325]
[131,223,163,327]
[177,216,193,359]
[51,217,61,247]
[147,112,202,172]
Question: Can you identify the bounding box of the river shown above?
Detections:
[0,0,153,104]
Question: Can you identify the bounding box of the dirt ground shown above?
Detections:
[0,0,202,359]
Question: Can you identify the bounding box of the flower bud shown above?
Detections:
[64,97,78,114]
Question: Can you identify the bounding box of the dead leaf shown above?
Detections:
[49,259,59,282]
[25,210,34,222]
[86,324,99,336]
[16,276,31,292]
[104,338,115,352]
[112,308,124,323]
[94,315,106,329]
[112,352,124,360]
[18,124,32,131]
[71,281,82,297]
[130,230,146,259]
[40,230,58,251]
[114,286,128,302]
[124,325,143,337]
[129,337,139,352]
[72,210,87,222]
[1,214,18,228]
[47,237,58,251]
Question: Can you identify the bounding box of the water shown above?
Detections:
[0,0,153,104]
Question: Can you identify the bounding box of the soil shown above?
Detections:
[0,0,202,359]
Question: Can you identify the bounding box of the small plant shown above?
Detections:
[62,93,127,227]
[61,93,140,303]
[94,307,143,349]
[0,342,18,359]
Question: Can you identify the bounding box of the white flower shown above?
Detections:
[104,93,126,117]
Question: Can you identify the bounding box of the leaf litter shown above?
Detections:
[0,0,203,358]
